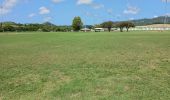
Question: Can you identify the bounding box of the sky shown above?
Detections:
[0,0,170,25]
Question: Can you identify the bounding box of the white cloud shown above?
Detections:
[44,17,52,22]
[0,0,18,15]
[84,11,98,17]
[28,13,36,18]
[107,9,113,15]
[90,3,104,9]
[129,18,134,20]
[77,0,93,5]
[52,0,64,3]
[124,6,140,15]
[154,15,158,18]
[77,0,104,10]
[39,7,50,15]
[84,11,91,16]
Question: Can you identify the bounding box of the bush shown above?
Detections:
[3,25,15,32]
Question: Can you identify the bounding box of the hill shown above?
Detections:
[130,16,170,26]
[43,22,56,26]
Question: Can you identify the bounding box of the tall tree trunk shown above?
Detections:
[120,27,123,32]
[108,28,111,32]
[126,27,129,32]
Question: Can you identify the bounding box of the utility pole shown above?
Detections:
[164,0,168,30]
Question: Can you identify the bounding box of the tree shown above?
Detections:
[116,23,124,32]
[41,25,52,32]
[94,24,102,28]
[0,23,3,32]
[124,22,135,32]
[101,21,114,32]
[16,26,24,32]
[116,22,135,32]
[72,16,83,31]
[3,25,15,32]
[85,25,94,29]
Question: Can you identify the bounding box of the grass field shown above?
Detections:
[0,31,170,100]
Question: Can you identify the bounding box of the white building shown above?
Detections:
[130,24,170,31]
[80,28,91,32]
[94,28,105,32]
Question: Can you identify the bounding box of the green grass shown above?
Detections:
[0,31,170,100]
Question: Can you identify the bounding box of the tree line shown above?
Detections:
[70,16,135,32]
[0,22,72,32]
[0,16,135,32]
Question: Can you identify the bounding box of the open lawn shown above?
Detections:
[0,31,170,100]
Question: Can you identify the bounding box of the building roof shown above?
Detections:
[95,28,104,30]
[146,24,170,28]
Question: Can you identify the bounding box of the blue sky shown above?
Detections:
[0,0,170,25]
